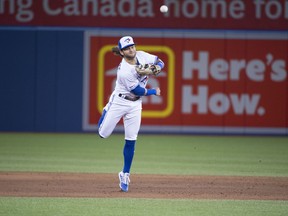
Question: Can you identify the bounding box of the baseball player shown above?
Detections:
[98,36,164,192]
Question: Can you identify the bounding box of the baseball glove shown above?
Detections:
[135,64,161,76]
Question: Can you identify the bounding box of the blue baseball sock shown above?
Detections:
[123,140,136,173]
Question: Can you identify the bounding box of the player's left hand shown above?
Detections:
[150,65,161,76]
[135,64,161,76]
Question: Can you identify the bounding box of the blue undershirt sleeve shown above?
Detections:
[131,85,156,96]
[156,58,165,69]
[146,89,157,96]
[131,85,145,96]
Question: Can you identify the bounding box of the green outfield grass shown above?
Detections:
[0,133,287,176]
[0,133,288,216]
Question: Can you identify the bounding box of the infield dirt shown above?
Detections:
[0,172,287,200]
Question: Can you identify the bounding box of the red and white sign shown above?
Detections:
[1,0,288,30]
[83,31,288,134]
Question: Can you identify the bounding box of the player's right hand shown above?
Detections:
[155,87,161,96]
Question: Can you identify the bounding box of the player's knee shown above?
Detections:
[99,134,107,139]
[98,130,108,139]
[98,131,105,138]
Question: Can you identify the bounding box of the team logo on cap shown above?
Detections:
[124,38,131,43]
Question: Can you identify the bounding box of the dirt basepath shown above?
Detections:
[0,172,288,200]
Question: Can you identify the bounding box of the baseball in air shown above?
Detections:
[160,5,168,13]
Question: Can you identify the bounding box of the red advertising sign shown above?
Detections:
[1,0,288,30]
[83,31,288,134]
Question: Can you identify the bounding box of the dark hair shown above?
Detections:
[111,46,123,57]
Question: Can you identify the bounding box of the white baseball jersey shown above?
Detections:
[98,51,158,140]
[114,51,157,97]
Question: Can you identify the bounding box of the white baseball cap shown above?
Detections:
[118,36,135,50]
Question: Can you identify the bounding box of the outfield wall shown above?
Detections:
[0,0,287,134]
[83,30,288,135]
[0,30,83,132]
